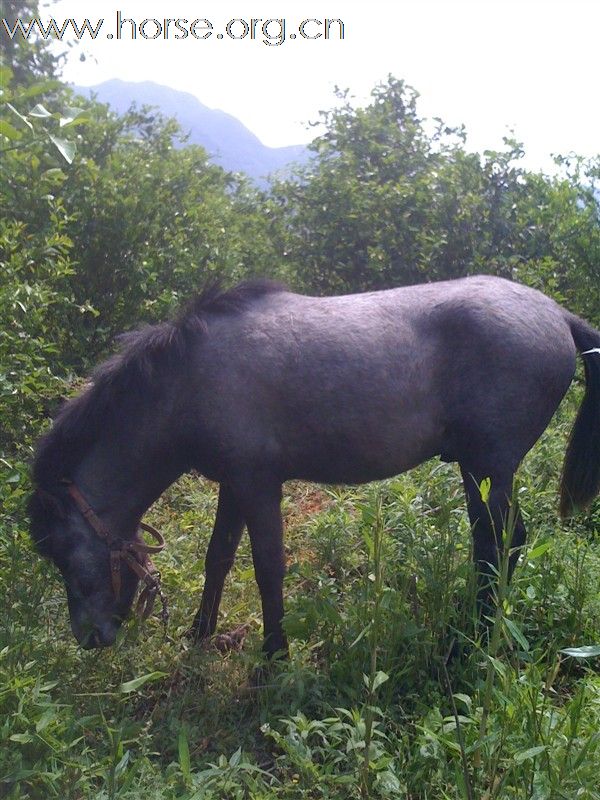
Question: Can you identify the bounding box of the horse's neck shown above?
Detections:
[73,435,186,533]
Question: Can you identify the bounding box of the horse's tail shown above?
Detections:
[560,313,600,518]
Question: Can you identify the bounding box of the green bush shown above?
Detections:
[2,26,599,799]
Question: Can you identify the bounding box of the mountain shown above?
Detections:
[74,79,310,182]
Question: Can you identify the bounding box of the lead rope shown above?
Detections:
[120,547,169,631]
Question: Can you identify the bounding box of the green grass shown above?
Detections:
[1,396,599,799]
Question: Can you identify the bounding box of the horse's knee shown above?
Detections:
[205,550,236,578]
[253,563,285,596]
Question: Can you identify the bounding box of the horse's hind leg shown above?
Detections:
[459,465,527,617]
[189,483,245,642]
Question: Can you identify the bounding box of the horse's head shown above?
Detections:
[29,484,142,648]
[27,321,183,648]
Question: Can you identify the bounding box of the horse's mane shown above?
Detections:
[178,278,286,327]
[31,279,286,491]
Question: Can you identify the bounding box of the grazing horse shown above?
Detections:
[29,276,600,655]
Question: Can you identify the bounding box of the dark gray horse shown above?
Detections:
[29,276,600,655]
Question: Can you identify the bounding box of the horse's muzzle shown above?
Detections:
[71,615,121,649]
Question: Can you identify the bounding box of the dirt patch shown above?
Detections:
[283,481,332,526]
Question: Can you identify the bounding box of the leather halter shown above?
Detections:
[65,482,169,625]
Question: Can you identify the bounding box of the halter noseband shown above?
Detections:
[64,482,169,626]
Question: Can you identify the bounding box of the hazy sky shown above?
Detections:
[45,0,599,171]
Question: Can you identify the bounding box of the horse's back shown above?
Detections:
[192,276,578,481]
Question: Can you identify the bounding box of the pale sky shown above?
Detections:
[45,0,599,171]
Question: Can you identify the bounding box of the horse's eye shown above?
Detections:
[69,575,94,599]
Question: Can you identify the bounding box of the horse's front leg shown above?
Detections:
[236,476,288,659]
[188,483,245,642]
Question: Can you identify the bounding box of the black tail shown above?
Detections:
[560,314,600,518]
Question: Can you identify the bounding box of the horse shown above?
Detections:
[29,276,600,656]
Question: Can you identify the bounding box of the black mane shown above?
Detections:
[177,278,286,331]
[31,279,287,491]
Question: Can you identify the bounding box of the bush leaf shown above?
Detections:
[560,645,600,659]
[49,135,76,164]
[119,671,167,693]
[514,745,547,764]
[29,103,52,118]
[528,541,551,559]
[178,727,191,785]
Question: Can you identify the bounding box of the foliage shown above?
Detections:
[45,98,282,366]
[2,89,283,371]
[1,416,599,799]
[0,67,84,511]
[1,34,599,800]
[0,0,62,85]
[271,77,600,324]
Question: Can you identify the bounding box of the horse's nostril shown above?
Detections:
[79,625,113,649]
[94,623,117,648]
[80,629,99,650]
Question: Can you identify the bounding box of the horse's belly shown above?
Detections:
[283,414,443,484]
[290,455,437,485]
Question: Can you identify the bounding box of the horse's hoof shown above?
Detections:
[184,626,208,644]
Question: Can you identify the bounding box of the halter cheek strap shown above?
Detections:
[64,482,169,625]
